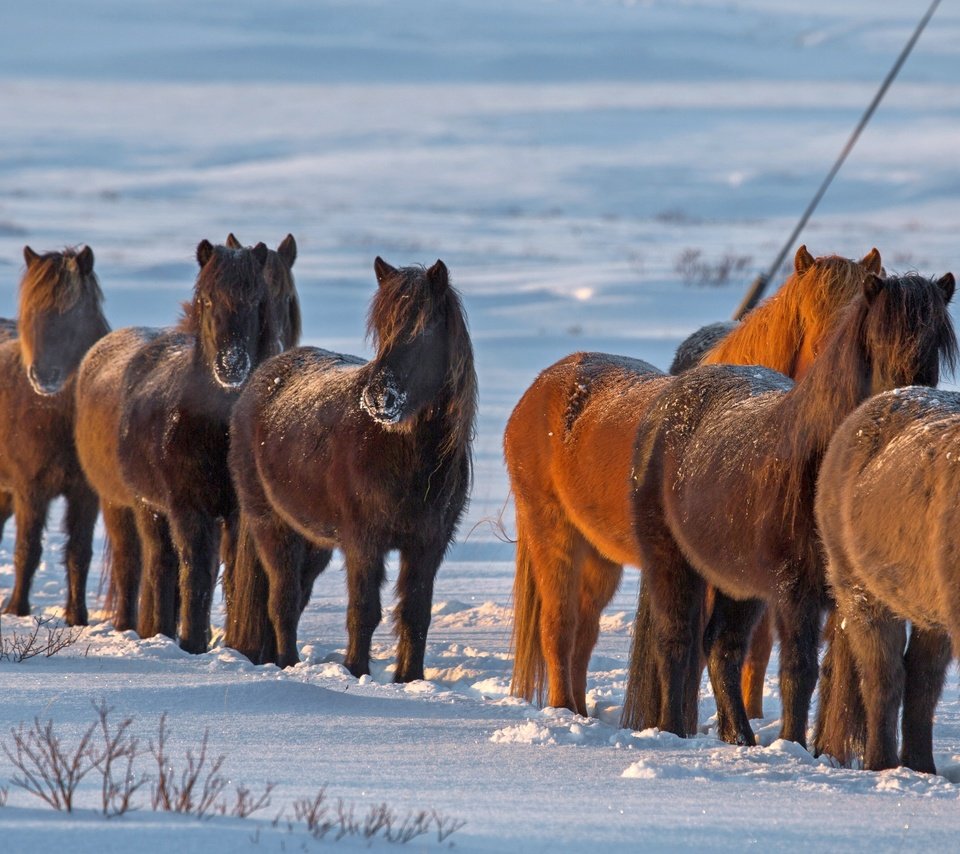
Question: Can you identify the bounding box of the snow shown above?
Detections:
[3,0,960,850]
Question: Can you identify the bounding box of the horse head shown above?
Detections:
[861,271,957,393]
[192,239,274,390]
[19,245,109,396]
[361,256,472,435]
[226,232,300,351]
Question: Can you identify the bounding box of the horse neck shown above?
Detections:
[777,314,868,462]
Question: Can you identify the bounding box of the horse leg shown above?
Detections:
[393,540,448,683]
[773,592,822,747]
[299,545,332,616]
[703,592,764,745]
[3,494,47,617]
[741,607,773,719]
[899,626,951,773]
[642,539,705,737]
[248,516,306,668]
[839,604,905,771]
[102,504,141,631]
[343,543,386,678]
[168,511,218,654]
[134,507,178,640]
[570,545,621,717]
[62,480,99,627]
[219,513,237,609]
[0,490,13,541]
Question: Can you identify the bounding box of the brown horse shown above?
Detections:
[622,272,956,747]
[0,246,109,625]
[664,247,883,719]
[506,246,880,717]
[225,258,476,679]
[813,357,960,773]
[76,236,300,633]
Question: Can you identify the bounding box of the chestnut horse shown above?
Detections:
[0,246,109,624]
[225,258,476,679]
[76,236,300,633]
[507,247,880,717]
[813,358,960,773]
[621,272,956,746]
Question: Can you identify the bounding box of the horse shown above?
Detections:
[660,246,883,719]
[91,240,272,655]
[0,246,109,625]
[76,236,299,634]
[621,272,956,747]
[225,257,476,679]
[506,246,881,717]
[813,358,960,773]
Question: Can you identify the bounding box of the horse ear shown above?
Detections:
[76,245,95,276]
[860,247,882,275]
[252,242,268,267]
[23,246,40,268]
[936,272,955,305]
[226,233,243,249]
[277,234,297,268]
[374,256,397,286]
[794,245,815,275]
[427,259,449,293]
[197,239,215,268]
[863,273,884,304]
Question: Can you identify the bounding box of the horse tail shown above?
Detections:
[510,516,545,705]
[223,516,276,665]
[813,610,865,765]
[621,573,663,731]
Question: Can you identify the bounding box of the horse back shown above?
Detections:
[817,387,960,631]
[76,326,162,507]
[633,364,795,599]
[505,352,667,567]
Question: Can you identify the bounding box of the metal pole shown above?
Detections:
[733,0,942,320]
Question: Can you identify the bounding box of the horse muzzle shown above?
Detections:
[27,364,65,396]
[213,346,252,389]
[360,376,409,426]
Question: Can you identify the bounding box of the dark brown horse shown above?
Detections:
[506,247,879,717]
[622,272,956,747]
[104,240,275,654]
[662,247,883,719]
[813,342,960,773]
[225,258,476,679]
[76,236,300,633]
[0,246,109,625]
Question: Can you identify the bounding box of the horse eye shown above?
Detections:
[203,298,213,309]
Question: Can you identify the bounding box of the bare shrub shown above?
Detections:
[433,809,468,843]
[674,248,753,287]
[0,616,84,662]
[2,717,97,811]
[89,700,148,817]
[150,713,227,818]
[225,782,275,818]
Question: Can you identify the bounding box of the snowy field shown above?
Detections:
[2,1,960,850]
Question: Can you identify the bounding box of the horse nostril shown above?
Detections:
[383,388,398,410]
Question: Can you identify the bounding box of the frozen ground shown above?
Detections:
[1,1,960,850]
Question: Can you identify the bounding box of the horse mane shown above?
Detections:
[263,251,302,346]
[19,247,103,316]
[773,273,958,529]
[367,265,478,462]
[703,254,872,373]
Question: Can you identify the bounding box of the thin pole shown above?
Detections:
[733,0,942,320]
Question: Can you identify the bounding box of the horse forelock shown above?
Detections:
[367,266,477,462]
[703,254,871,376]
[19,248,103,317]
[178,245,267,334]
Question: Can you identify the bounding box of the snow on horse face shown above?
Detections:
[0,245,109,625]
[505,246,882,722]
[225,257,476,680]
[623,271,955,749]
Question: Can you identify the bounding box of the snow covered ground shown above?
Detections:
[2,1,960,850]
